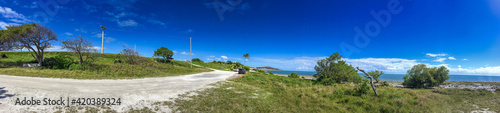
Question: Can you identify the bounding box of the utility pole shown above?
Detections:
[190,37,192,68]
[100,25,106,53]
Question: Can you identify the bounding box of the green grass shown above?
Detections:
[0,52,211,79]
[164,72,500,113]
[193,61,233,70]
[193,61,251,71]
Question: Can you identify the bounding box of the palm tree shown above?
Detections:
[243,53,250,66]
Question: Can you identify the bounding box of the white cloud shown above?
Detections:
[463,59,468,61]
[221,56,228,59]
[434,58,447,63]
[117,19,138,27]
[94,33,116,43]
[448,57,456,60]
[0,6,30,29]
[23,2,38,9]
[208,55,215,57]
[426,53,446,57]
[0,21,18,29]
[0,6,26,19]
[147,19,166,26]
[64,32,73,36]
[75,28,88,33]
[179,52,194,55]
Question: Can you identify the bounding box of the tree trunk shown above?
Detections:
[356,67,378,96]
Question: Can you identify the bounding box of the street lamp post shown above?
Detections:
[100,25,107,53]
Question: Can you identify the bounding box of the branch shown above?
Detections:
[356,67,379,96]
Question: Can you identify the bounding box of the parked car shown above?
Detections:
[238,68,246,74]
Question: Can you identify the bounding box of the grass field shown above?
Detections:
[0,52,211,79]
[192,61,251,71]
[163,72,500,113]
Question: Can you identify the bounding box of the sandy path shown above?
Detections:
[0,70,236,112]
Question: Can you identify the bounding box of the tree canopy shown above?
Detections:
[4,23,58,65]
[403,64,450,88]
[367,70,384,83]
[154,46,174,63]
[62,35,96,64]
[314,52,363,85]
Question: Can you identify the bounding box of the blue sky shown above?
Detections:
[1,0,500,75]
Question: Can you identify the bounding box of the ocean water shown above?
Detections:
[267,70,500,82]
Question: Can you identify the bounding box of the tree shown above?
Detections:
[153,46,174,63]
[313,52,363,85]
[5,23,58,65]
[0,29,18,51]
[403,64,450,88]
[62,35,96,64]
[226,61,232,64]
[367,70,384,83]
[356,67,379,96]
[120,47,142,65]
[243,53,249,66]
[289,72,300,78]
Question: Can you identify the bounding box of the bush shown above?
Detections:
[1,53,7,58]
[68,63,83,70]
[367,70,384,83]
[403,64,450,88]
[268,72,274,75]
[314,52,363,85]
[289,72,300,78]
[256,69,265,73]
[120,48,144,65]
[192,58,202,62]
[356,82,370,96]
[381,81,390,87]
[244,66,250,72]
[43,54,73,69]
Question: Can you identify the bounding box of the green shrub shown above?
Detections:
[256,69,265,73]
[403,64,450,88]
[367,70,384,83]
[288,72,300,78]
[268,72,274,75]
[192,58,202,62]
[381,81,390,87]
[68,63,83,70]
[1,53,7,58]
[356,82,370,96]
[244,66,250,72]
[313,52,363,85]
[43,54,73,69]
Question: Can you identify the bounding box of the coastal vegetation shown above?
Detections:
[164,72,500,112]
[160,52,499,112]
[403,64,450,88]
[313,52,363,85]
[288,72,300,78]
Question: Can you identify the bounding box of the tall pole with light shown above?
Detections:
[100,25,107,53]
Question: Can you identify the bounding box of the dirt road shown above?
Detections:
[0,70,236,112]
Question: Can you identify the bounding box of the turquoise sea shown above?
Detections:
[267,70,500,82]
